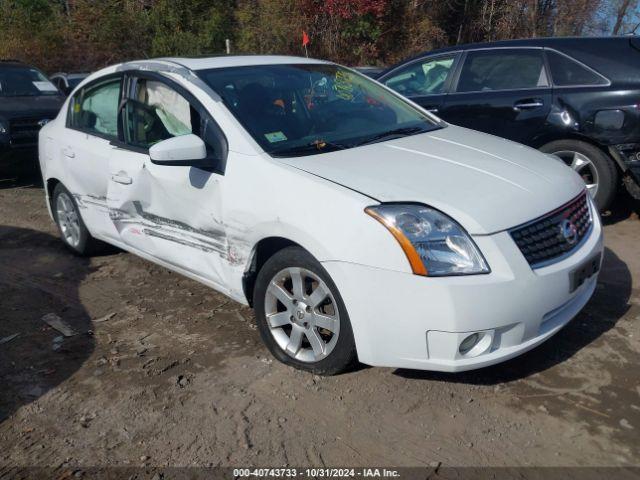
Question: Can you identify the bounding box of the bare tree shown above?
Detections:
[612,0,640,34]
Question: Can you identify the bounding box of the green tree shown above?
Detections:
[149,0,235,57]
[0,0,65,71]
[62,0,152,70]
[234,0,303,55]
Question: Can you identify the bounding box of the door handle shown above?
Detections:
[111,173,132,185]
[513,99,544,111]
[62,147,75,158]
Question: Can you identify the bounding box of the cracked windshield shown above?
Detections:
[198,64,442,156]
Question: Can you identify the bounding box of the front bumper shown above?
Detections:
[322,208,603,372]
[611,143,640,189]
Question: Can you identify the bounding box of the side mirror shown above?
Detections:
[149,134,208,166]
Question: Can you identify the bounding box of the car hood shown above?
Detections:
[277,125,586,234]
[0,95,64,119]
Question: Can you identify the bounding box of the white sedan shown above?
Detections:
[39,55,603,374]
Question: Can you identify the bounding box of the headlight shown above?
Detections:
[0,119,6,134]
[365,204,489,276]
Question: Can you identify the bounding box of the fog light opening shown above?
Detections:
[459,333,482,355]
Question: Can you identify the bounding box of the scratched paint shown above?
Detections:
[73,193,251,265]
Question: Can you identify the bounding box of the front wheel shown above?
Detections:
[539,140,618,211]
[253,246,357,375]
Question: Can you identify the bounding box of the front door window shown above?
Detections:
[124,79,197,148]
[384,56,456,96]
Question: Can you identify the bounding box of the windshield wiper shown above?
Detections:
[353,126,427,147]
[270,140,349,157]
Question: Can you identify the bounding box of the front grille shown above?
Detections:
[9,117,48,146]
[510,192,592,268]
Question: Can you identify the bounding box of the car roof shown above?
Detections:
[153,55,330,71]
[52,72,90,78]
[410,36,629,56]
[0,60,31,69]
[82,55,333,90]
[381,36,635,76]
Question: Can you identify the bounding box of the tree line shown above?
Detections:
[0,0,638,73]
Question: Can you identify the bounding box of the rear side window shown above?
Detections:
[456,49,549,92]
[69,78,121,138]
[546,50,609,87]
[124,78,198,149]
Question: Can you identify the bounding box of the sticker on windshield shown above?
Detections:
[265,131,287,143]
[334,70,354,101]
[32,81,57,92]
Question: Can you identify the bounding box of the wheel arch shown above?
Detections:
[242,236,305,307]
[534,133,625,172]
[45,177,62,213]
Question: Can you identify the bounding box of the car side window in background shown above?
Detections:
[384,56,456,96]
[69,78,120,138]
[125,79,197,149]
[546,50,608,86]
[456,49,549,93]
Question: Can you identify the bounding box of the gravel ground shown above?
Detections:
[0,172,639,477]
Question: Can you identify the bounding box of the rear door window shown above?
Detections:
[546,50,609,86]
[456,49,549,93]
[69,77,121,139]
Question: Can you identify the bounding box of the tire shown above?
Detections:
[52,183,102,256]
[253,246,357,375]
[539,140,618,211]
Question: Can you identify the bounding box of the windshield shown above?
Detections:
[0,67,60,97]
[197,63,442,156]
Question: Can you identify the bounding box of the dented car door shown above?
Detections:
[106,72,228,289]
[62,75,123,241]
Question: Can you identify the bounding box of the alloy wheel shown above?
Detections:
[264,267,340,362]
[56,192,81,248]
[552,150,599,198]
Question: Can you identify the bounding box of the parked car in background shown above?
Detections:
[378,37,640,210]
[0,60,64,169]
[50,72,90,96]
[40,56,602,374]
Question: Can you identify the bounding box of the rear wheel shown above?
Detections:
[52,183,102,256]
[253,246,357,375]
[539,140,618,211]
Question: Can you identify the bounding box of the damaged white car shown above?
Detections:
[39,56,603,374]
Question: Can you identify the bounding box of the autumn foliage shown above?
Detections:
[0,0,636,74]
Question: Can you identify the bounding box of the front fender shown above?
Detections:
[221,153,413,302]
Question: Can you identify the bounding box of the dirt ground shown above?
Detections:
[0,169,639,476]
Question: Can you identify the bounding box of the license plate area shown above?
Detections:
[570,253,601,293]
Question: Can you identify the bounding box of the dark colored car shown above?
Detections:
[377,37,640,209]
[50,72,89,96]
[0,60,65,169]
